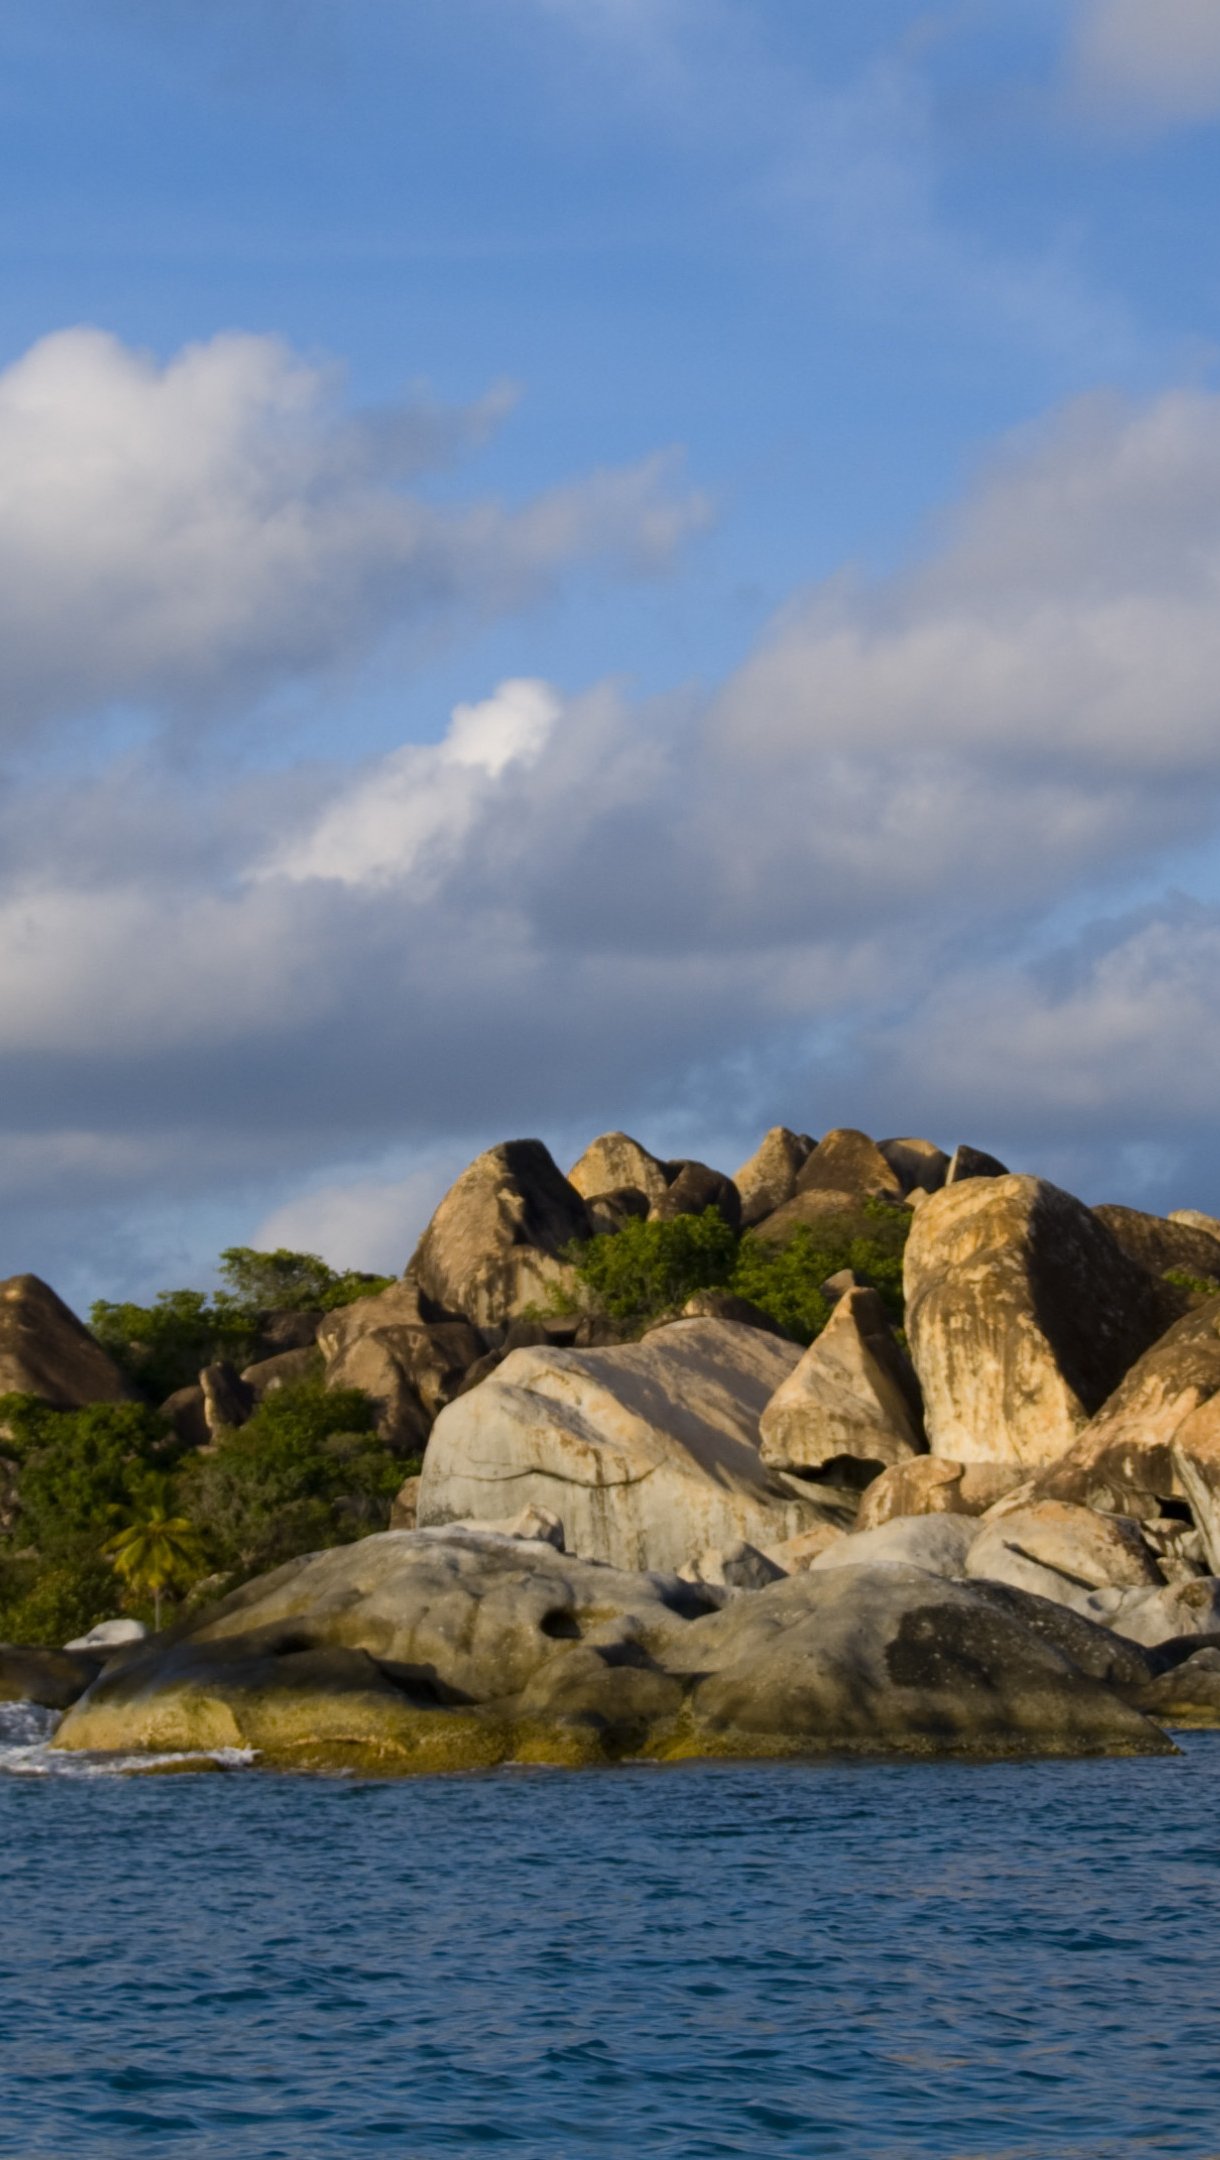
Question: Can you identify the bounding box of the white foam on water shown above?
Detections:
[0,1700,255,1778]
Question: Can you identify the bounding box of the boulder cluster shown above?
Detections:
[10,1122,1220,1770]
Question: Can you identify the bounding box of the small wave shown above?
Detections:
[0,1700,255,1778]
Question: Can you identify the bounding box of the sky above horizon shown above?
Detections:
[7,0,1220,1308]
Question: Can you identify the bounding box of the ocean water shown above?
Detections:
[2,1707,1219,2158]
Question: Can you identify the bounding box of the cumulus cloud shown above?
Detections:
[0,327,708,737]
[1072,0,1220,122]
[8,374,1220,1288]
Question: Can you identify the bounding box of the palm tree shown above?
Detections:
[103,1483,206,1631]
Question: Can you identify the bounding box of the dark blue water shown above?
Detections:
[2,1726,1219,2158]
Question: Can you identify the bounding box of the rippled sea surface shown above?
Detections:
[3,1712,1220,2157]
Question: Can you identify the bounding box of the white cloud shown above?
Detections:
[0,327,708,737]
[261,679,561,888]
[252,1158,467,1275]
[1072,0,1220,122]
[8,375,1220,1281]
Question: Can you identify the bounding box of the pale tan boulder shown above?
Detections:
[567,1132,671,1209]
[856,1457,1025,1530]
[733,1128,815,1227]
[878,1138,949,1196]
[795,1129,903,1203]
[758,1287,923,1482]
[904,1176,1168,1469]
[762,1523,846,1571]
[417,1318,831,1574]
[408,1140,590,1330]
[318,1275,483,1452]
[321,1329,431,1455]
[806,1514,976,1577]
[0,1274,130,1408]
[966,1502,1165,1606]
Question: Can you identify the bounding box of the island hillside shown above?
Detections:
[5,1124,1220,1769]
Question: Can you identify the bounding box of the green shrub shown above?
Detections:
[89,1289,257,1401]
[90,1249,397,1401]
[567,1199,911,1344]
[216,1247,395,1313]
[569,1209,739,1327]
[179,1380,400,1579]
[0,1397,178,1553]
[0,1551,118,1647]
[732,1207,909,1341]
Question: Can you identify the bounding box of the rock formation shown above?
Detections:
[416,1319,832,1573]
[904,1176,1171,1468]
[0,1274,130,1408]
[758,1287,923,1484]
[50,1528,1171,1766]
[408,1139,590,1330]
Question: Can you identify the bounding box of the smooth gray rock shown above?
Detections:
[808,1513,976,1578]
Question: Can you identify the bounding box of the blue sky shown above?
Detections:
[6,0,1220,1304]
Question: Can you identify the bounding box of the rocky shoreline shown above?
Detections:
[7,1122,1220,1772]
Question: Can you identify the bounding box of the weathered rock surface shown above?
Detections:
[408,1141,590,1330]
[795,1129,903,1203]
[807,1513,976,1578]
[51,1532,1170,1766]
[1,1643,100,1708]
[1133,1646,1220,1725]
[417,1319,840,1574]
[680,1539,787,1591]
[1027,1299,1220,1521]
[1086,1578,1220,1649]
[317,1276,485,1443]
[904,1177,1170,1468]
[965,1503,1165,1613]
[652,1160,741,1230]
[761,1523,846,1571]
[241,1347,320,1399]
[160,1384,209,1450]
[65,1617,147,1651]
[1092,1205,1220,1286]
[759,1288,923,1484]
[733,1128,815,1227]
[856,1457,1024,1530]
[567,1132,671,1210]
[0,1274,131,1409]
[878,1138,950,1196]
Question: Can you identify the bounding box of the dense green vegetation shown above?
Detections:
[566,1201,910,1343]
[89,1246,396,1400]
[0,1381,414,1646]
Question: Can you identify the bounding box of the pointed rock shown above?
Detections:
[0,1274,131,1408]
[795,1128,903,1203]
[408,1140,590,1330]
[759,1287,923,1482]
[733,1127,815,1227]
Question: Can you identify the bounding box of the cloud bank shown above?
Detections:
[7,355,1220,1298]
